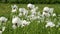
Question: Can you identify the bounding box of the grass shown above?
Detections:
[0,3,60,34]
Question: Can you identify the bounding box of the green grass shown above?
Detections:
[0,4,60,34]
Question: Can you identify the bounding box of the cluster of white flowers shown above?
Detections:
[11,4,57,29]
[0,3,59,34]
[12,16,30,29]
[21,20,30,27]
[11,4,40,29]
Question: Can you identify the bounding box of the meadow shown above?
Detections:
[0,4,60,34]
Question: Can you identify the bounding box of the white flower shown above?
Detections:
[35,7,38,10]
[11,9,16,13]
[28,14,40,20]
[42,7,55,17]
[52,13,56,16]
[45,21,55,28]
[12,16,20,24]
[2,26,5,32]
[0,17,8,23]
[19,8,28,16]
[49,8,54,15]
[18,13,22,17]
[12,25,17,29]
[43,7,50,12]
[28,15,34,19]
[0,31,2,34]
[30,7,38,15]
[12,16,21,28]
[31,11,36,15]
[42,12,50,17]
[0,26,5,34]
[21,20,30,27]
[19,8,25,13]
[11,4,18,13]
[27,3,35,9]
[23,10,28,16]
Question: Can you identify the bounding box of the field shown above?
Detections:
[0,4,60,34]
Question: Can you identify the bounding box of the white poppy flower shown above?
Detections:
[19,8,25,13]
[19,8,28,16]
[45,21,55,28]
[43,7,50,12]
[23,10,28,16]
[31,11,36,15]
[28,14,40,20]
[12,16,20,24]
[21,20,30,27]
[12,9,17,13]
[12,16,21,28]
[11,5,18,13]
[30,7,38,15]
[27,3,35,9]
[42,12,50,17]
[49,8,54,15]
[0,17,8,23]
